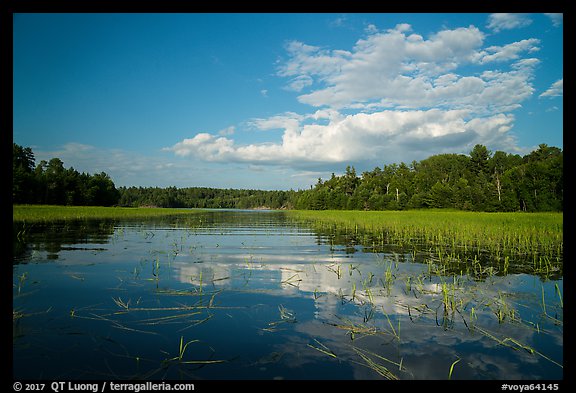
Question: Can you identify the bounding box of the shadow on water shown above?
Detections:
[13,210,563,380]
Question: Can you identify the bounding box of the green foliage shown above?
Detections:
[12,143,120,206]
[293,144,562,212]
[469,144,491,174]
[12,144,37,203]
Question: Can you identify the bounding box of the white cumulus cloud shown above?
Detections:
[168,133,235,161]
[479,39,540,63]
[539,79,563,98]
[165,109,518,166]
[276,24,538,114]
[167,20,542,172]
[486,13,532,32]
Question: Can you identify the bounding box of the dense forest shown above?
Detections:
[13,143,563,212]
[295,144,563,212]
[12,143,120,206]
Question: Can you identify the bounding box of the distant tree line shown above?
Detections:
[117,186,294,210]
[12,143,120,206]
[13,143,562,212]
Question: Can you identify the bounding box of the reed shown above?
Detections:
[281,273,302,288]
[448,358,461,380]
[161,336,226,366]
[263,305,297,332]
[287,210,563,270]
[16,272,28,296]
[382,308,401,341]
[555,283,563,309]
[475,326,562,369]
[351,347,402,380]
[307,339,338,359]
[331,317,378,340]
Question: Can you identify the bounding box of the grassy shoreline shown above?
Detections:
[285,209,563,231]
[13,204,206,222]
[285,209,563,259]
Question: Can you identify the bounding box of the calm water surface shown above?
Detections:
[13,210,563,380]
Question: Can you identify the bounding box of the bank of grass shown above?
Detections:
[286,209,563,259]
[13,204,205,223]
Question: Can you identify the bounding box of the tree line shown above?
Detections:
[13,142,562,212]
[13,143,120,206]
[117,186,294,210]
[294,144,562,212]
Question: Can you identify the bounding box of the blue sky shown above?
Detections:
[13,13,563,190]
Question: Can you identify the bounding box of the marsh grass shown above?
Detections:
[330,316,378,340]
[13,307,52,322]
[314,239,563,376]
[287,210,563,277]
[554,283,563,309]
[475,325,562,368]
[161,336,226,366]
[89,290,232,336]
[16,272,28,296]
[307,339,338,359]
[13,205,206,223]
[264,304,297,332]
[448,358,461,380]
[351,346,402,380]
[99,335,227,380]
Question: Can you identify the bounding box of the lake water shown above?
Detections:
[13,210,563,380]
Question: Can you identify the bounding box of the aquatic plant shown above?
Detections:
[307,339,338,359]
[287,210,563,276]
[162,336,226,366]
[351,346,402,380]
[448,358,461,380]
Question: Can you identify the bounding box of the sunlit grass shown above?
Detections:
[287,209,563,270]
[13,204,206,222]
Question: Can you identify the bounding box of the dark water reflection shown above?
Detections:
[13,210,563,380]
